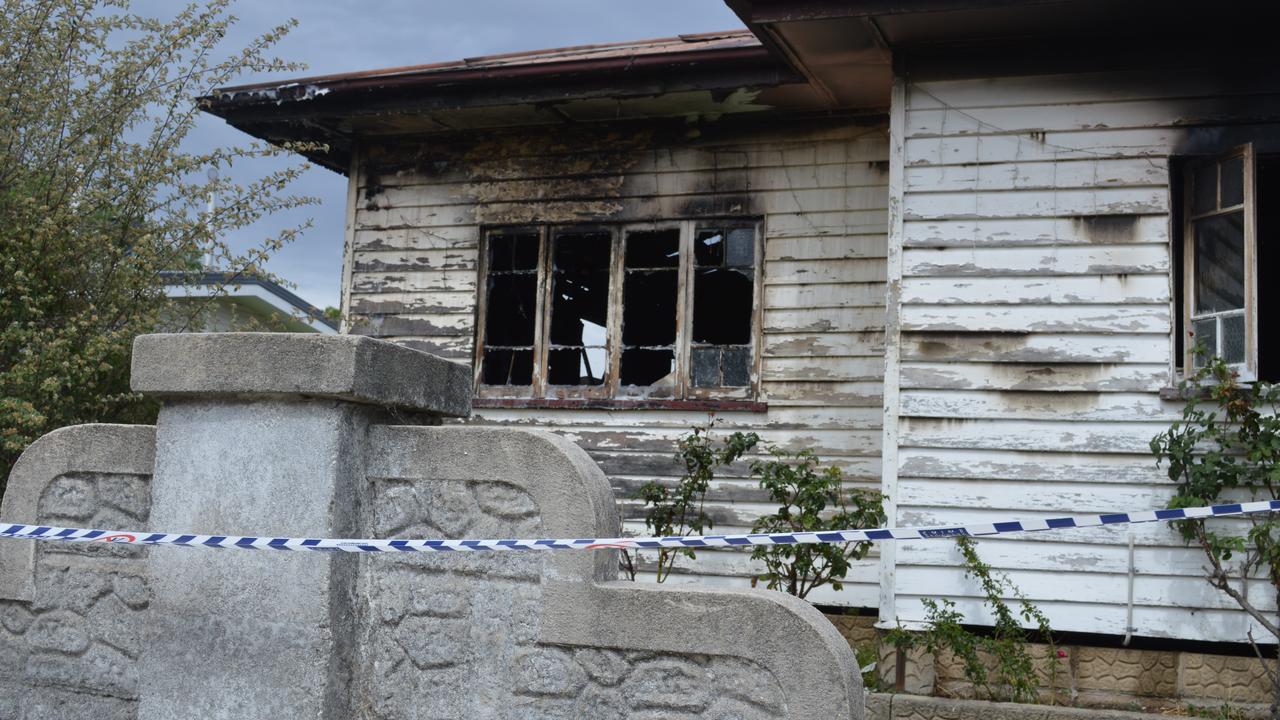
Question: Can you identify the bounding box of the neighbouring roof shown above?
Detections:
[199,30,818,173]
[161,271,337,333]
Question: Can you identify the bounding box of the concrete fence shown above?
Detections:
[0,333,862,719]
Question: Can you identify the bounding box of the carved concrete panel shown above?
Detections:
[0,425,155,720]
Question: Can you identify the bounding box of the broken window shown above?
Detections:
[476,221,760,399]
[691,227,755,388]
[479,231,538,386]
[548,230,610,386]
[621,228,679,388]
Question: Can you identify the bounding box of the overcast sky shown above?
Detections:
[142,1,745,310]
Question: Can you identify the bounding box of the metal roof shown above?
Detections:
[209,30,762,99]
[199,29,810,173]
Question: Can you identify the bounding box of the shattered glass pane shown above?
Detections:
[483,275,536,346]
[691,347,719,387]
[487,232,539,271]
[692,268,753,344]
[620,349,675,386]
[1193,162,1217,215]
[625,229,679,268]
[553,230,611,271]
[547,230,611,387]
[1194,212,1245,314]
[1221,155,1245,208]
[695,229,724,266]
[549,231,611,346]
[722,347,751,387]
[623,270,677,346]
[481,349,533,386]
[483,231,539,386]
[548,347,605,386]
[725,227,755,267]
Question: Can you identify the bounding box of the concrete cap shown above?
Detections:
[131,333,472,417]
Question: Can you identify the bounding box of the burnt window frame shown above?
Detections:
[473,220,763,402]
[1180,144,1258,380]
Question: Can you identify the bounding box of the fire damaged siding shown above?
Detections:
[887,69,1280,642]
[345,116,890,606]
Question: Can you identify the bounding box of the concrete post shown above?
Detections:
[129,334,470,719]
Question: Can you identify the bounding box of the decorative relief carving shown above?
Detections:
[1,471,151,718]
[355,478,787,719]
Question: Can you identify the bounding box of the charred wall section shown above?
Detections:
[345,112,891,605]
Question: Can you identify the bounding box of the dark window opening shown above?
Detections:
[480,231,539,386]
[548,230,610,386]
[620,227,680,387]
[691,228,754,387]
[1257,154,1280,382]
[624,228,679,268]
[478,222,759,397]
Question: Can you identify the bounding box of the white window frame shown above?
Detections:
[1182,143,1257,380]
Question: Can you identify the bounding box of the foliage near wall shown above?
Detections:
[1152,356,1280,717]
[633,424,885,599]
[0,0,312,491]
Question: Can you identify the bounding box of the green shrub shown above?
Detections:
[748,446,885,599]
[629,425,885,600]
[633,425,758,582]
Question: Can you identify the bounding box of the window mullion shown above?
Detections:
[1183,171,1196,374]
[473,232,490,390]
[1244,143,1258,379]
[751,219,765,397]
[606,230,624,396]
[676,220,694,400]
[532,226,551,397]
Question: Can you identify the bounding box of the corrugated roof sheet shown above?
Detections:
[212,30,760,94]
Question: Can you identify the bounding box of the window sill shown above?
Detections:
[472,397,768,413]
[1159,383,1259,401]
[1160,386,1207,401]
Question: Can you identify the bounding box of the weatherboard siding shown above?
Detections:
[345,116,890,606]
[889,68,1280,642]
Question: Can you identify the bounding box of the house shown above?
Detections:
[200,0,1280,652]
[161,270,338,333]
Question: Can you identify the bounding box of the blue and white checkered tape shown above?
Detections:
[1,499,1277,553]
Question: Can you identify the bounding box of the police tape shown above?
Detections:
[1,499,1277,553]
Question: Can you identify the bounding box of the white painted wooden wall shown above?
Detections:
[344,117,891,607]
[886,68,1280,643]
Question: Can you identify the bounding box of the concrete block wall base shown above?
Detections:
[825,614,1275,716]
[866,693,1271,720]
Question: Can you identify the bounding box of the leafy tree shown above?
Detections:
[1151,354,1280,717]
[634,425,759,582]
[0,1,315,493]
[748,447,885,599]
